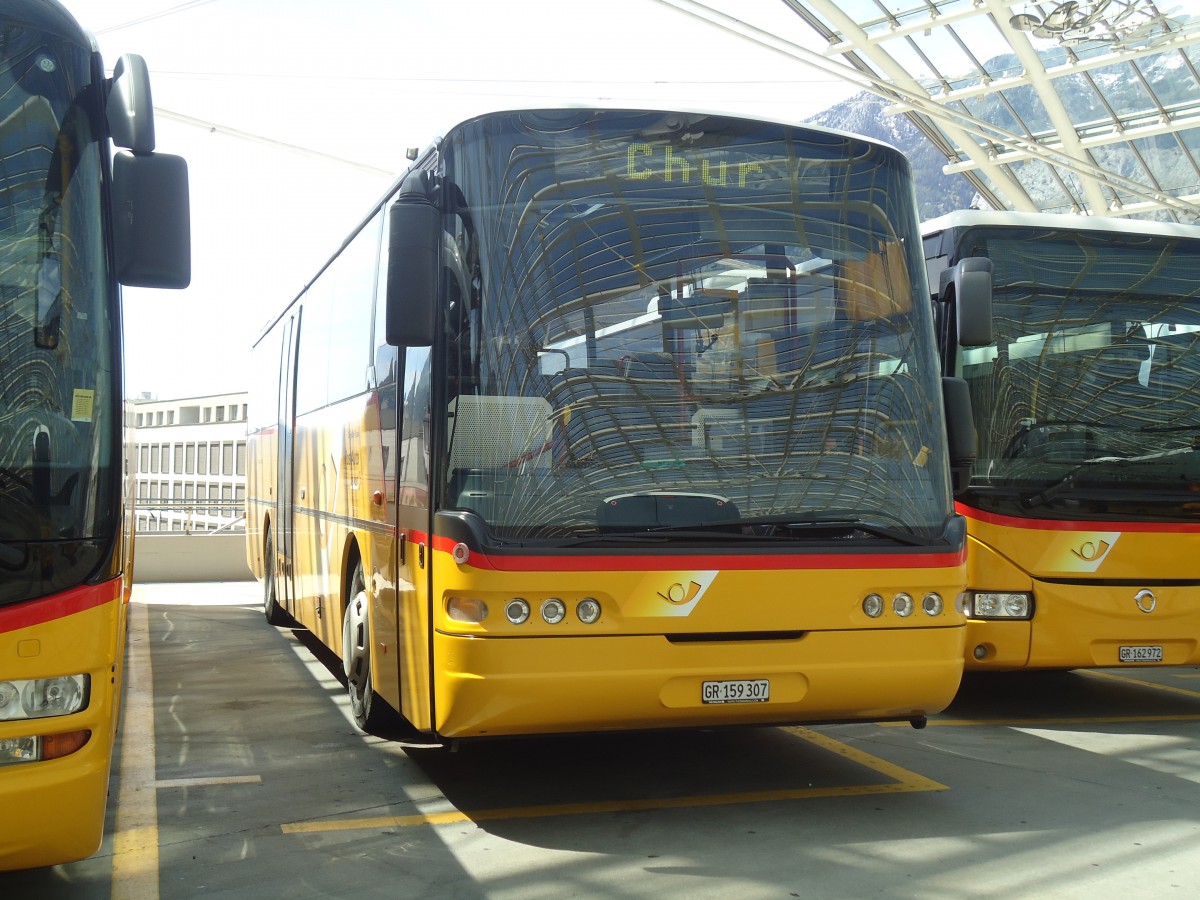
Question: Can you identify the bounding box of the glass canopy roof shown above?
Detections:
[774,0,1200,222]
[655,1,1199,223]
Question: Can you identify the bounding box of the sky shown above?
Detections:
[65,0,862,400]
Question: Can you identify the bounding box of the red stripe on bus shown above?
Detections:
[420,532,965,572]
[0,581,121,636]
[956,502,1200,534]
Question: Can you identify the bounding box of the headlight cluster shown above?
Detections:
[0,675,91,768]
[0,730,91,767]
[967,591,1033,620]
[0,674,88,721]
[862,591,946,619]
[447,596,604,626]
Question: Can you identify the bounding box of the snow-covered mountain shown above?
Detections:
[807,92,977,220]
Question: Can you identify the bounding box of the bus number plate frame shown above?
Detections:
[1119,645,1163,663]
[702,679,770,704]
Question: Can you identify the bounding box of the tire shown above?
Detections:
[342,562,401,735]
[263,530,290,626]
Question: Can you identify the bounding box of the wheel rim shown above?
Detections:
[342,586,370,714]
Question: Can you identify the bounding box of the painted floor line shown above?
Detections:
[111,600,160,900]
[883,713,1200,728]
[281,726,946,835]
[155,775,263,789]
[1082,669,1200,700]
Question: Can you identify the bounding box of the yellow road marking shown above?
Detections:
[112,601,159,900]
[896,714,1200,727]
[1082,669,1200,699]
[879,669,1200,727]
[281,726,945,835]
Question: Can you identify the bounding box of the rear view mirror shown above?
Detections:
[385,195,440,347]
[111,151,191,289]
[107,54,155,153]
[942,376,976,494]
[942,258,993,348]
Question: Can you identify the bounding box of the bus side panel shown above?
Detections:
[290,404,356,650]
[0,582,124,871]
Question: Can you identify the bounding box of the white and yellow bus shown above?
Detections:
[0,0,189,871]
[247,108,977,743]
[925,210,1200,671]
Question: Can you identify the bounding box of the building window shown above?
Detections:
[185,444,195,474]
[197,443,207,476]
[209,444,221,476]
[173,444,184,474]
[204,407,212,423]
[222,443,234,476]
[221,484,233,518]
[136,413,143,427]
[167,410,175,425]
[215,406,225,422]
[150,444,160,474]
[236,442,246,476]
[139,445,149,474]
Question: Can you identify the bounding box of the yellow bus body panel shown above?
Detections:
[0,585,124,871]
[962,507,1200,670]
[431,547,967,738]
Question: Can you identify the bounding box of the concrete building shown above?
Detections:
[129,391,248,534]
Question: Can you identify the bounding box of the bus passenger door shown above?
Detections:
[275,314,299,615]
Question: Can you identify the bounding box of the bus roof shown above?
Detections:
[1,0,95,51]
[921,209,1200,241]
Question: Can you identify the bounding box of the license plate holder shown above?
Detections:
[1119,645,1163,663]
[702,679,770,704]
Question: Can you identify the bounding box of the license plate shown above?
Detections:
[1119,645,1164,663]
[702,679,769,704]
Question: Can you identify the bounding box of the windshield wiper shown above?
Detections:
[1023,445,1198,508]
[761,517,928,546]
[548,515,933,547]
[648,515,930,546]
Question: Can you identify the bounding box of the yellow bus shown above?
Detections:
[247,108,977,744]
[0,0,190,871]
[924,210,1200,671]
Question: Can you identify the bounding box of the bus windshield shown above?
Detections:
[957,226,1200,519]
[0,20,116,602]
[431,109,950,542]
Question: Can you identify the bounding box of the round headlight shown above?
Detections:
[862,593,885,618]
[1004,593,1031,617]
[892,592,914,617]
[922,592,944,616]
[505,598,531,625]
[577,598,602,624]
[541,598,566,625]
